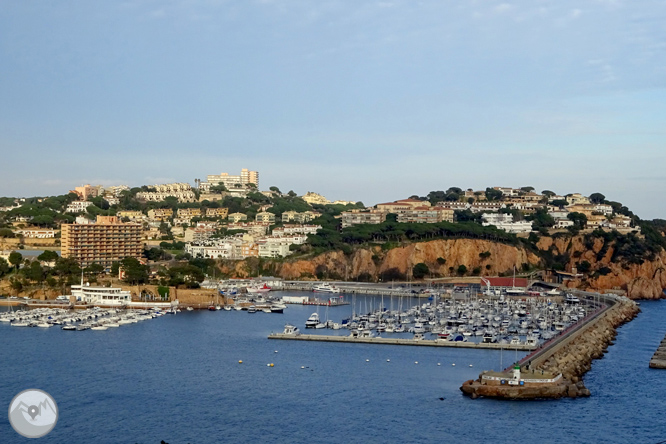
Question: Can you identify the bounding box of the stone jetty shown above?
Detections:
[649,334,666,369]
[461,293,640,400]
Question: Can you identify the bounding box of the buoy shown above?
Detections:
[274,350,278,353]
[386,359,390,362]
[452,363,455,366]
[366,359,370,362]
[270,363,274,367]
[469,364,473,367]
[301,366,305,369]
[238,360,243,364]
[415,361,418,364]
[437,363,441,366]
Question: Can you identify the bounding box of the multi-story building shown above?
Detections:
[228,222,270,236]
[282,211,318,223]
[69,184,101,200]
[147,208,174,221]
[15,229,56,239]
[200,168,259,191]
[481,213,533,234]
[177,208,202,219]
[301,192,330,205]
[206,208,229,219]
[469,202,506,213]
[136,183,197,203]
[255,212,276,224]
[341,210,387,228]
[565,193,591,206]
[183,226,216,243]
[61,216,143,268]
[257,240,291,258]
[397,206,454,224]
[272,224,321,236]
[375,199,430,213]
[228,212,248,223]
[65,201,94,214]
[117,211,144,221]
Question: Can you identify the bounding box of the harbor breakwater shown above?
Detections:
[461,294,640,399]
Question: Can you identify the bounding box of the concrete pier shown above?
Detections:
[268,333,536,350]
[649,334,666,369]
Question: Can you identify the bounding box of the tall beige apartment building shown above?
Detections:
[61,216,143,268]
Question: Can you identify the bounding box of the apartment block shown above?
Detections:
[61,216,143,268]
[147,208,174,221]
[282,211,318,223]
[255,211,276,224]
[206,207,229,219]
[397,206,454,224]
[341,211,387,228]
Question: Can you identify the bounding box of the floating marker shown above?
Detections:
[386,359,390,362]
[270,363,274,367]
[415,361,419,364]
[437,363,441,366]
[301,366,305,369]
[274,350,278,353]
[452,363,455,366]
[366,359,370,362]
[238,360,243,364]
[469,364,473,367]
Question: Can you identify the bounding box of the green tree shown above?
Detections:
[485,187,503,201]
[550,199,569,209]
[457,265,467,275]
[577,260,591,273]
[37,250,59,263]
[25,261,44,283]
[589,193,606,204]
[210,184,227,193]
[120,257,149,285]
[568,212,588,229]
[0,257,10,277]
[541,190,556,198]
[520,186,535,193]
[412,263,430,279]
[8,252,22,270]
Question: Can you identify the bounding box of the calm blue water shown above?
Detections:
[1,294,665,444]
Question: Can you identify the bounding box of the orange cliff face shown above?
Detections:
[216,235,666,300]
[245,239,541,282]
[540,235,666,299]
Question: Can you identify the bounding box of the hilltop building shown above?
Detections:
[198,168,259,192]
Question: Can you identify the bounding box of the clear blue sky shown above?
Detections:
[1,1,665,218]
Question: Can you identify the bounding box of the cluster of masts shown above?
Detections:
[303,294,588,345]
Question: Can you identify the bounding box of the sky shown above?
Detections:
[1,0,665,218]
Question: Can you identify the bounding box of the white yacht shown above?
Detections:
[283,324,300,335]
[312,283,341,293]
[305,312,320,328]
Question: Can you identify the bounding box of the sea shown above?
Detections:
[1,293,665,444]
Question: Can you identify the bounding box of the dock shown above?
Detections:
[649,334,666,369]
[268,333,536,350]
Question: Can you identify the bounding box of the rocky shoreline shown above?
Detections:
[461,296,640,400]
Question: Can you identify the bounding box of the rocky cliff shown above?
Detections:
[538,235,666,299]
[270,239,541,281]
[222,234,666,300]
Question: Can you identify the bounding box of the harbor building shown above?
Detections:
[61,216,143,268]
